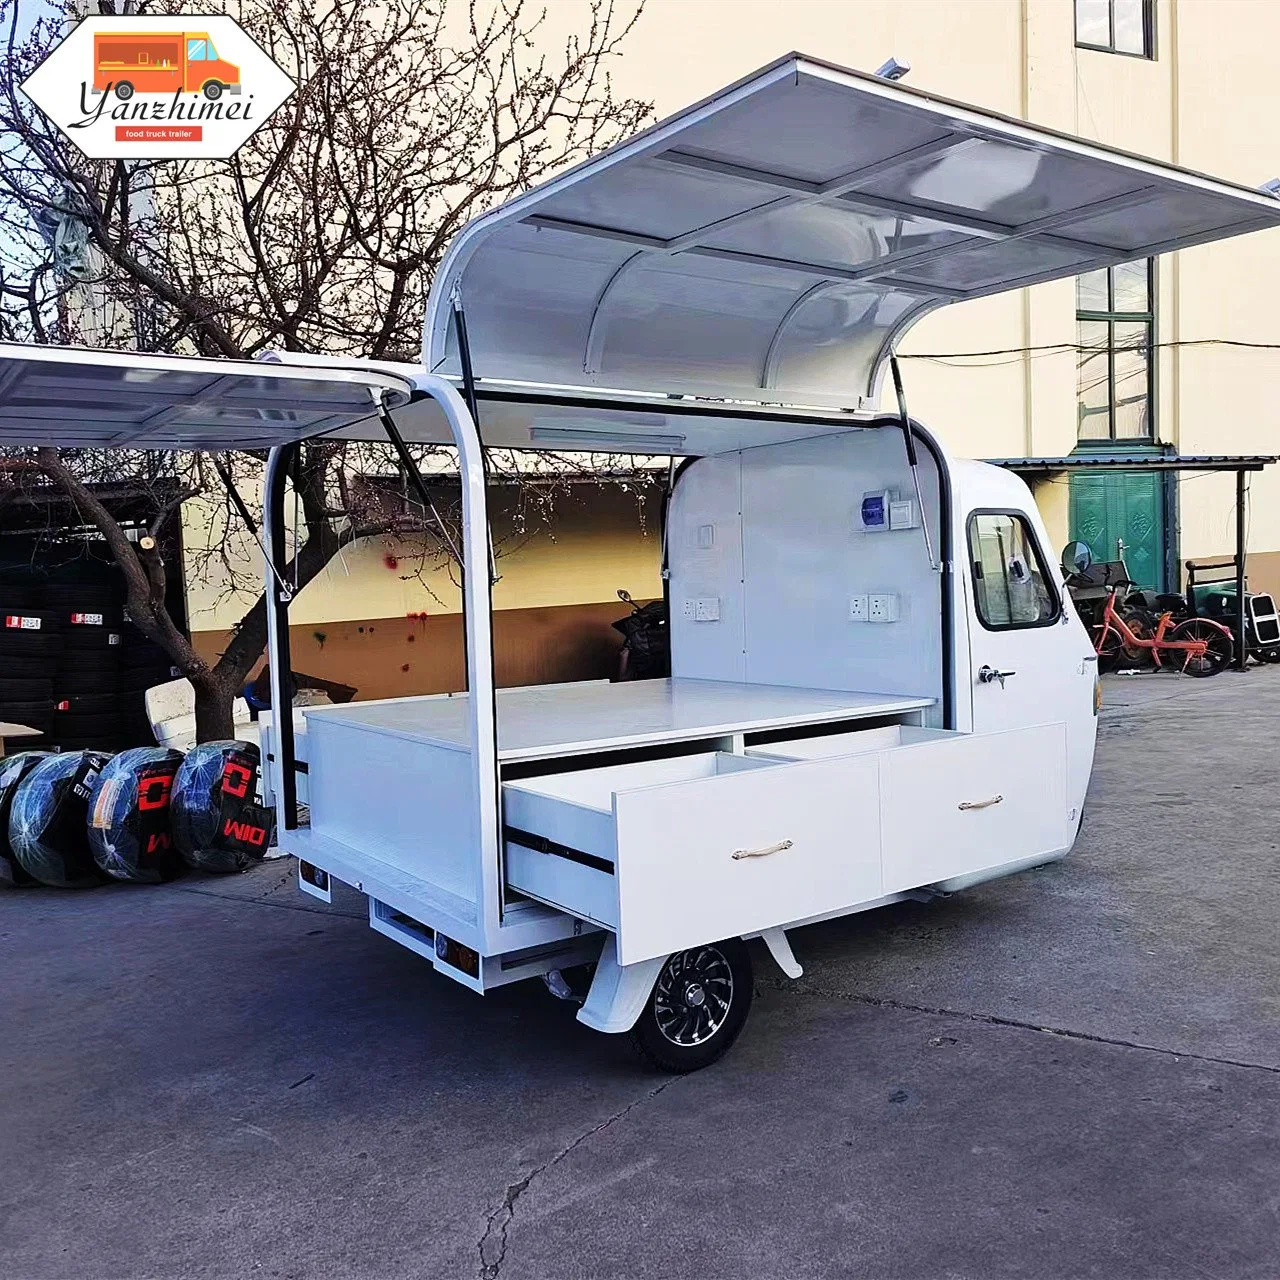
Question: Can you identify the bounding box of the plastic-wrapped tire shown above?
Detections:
[9,750,112,888]
[0,751,50,887]
[87,747,186,883]
[171,741,275,874]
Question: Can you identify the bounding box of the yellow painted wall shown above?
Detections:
[184,480,663,632]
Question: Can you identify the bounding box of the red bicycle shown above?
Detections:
[1092,583,1233,677]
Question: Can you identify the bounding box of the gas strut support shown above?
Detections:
[380,405,465,569]
[451,288,500,585]
[890,353,939,572]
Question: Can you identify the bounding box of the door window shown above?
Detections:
[187,39,207,60]
[968,513,1059,630]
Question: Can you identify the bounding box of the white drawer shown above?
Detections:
[879,722,1070,894]
[504,750,882,965]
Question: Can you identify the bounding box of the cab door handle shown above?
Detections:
[977,665,1016,688]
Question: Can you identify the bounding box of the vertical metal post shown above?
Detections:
[264,443,299,829]
[1236,468,1248,672]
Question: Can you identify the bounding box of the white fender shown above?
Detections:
[576,935,666,1034]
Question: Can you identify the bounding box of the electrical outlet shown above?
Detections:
[695,596,721,622]
[868,593,900,623]
[682,598,696,620]
[848,594,869,622]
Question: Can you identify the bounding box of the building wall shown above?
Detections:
[186,0,1280,680]
[186,481,664,696]
[605,0,1280,580]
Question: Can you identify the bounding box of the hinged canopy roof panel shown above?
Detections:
[0,344,413,449]
[425,53,1280,408]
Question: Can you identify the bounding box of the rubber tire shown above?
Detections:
[629,938,753,1073]
[0,678,53,701]
[1170,618,1233,677]
[203,81,223,100]
[0,701,55,732]
[115,81,134,100]
[54,692,117,712]
[0,655,57,678]
[53,712,122,736]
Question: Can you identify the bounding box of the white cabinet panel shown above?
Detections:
[880,722,1069,894]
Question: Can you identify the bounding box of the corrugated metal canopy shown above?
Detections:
[0,344,413,450]
[991,454,1280,473]
[425,53,1280,408]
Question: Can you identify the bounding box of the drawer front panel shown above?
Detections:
[612,755,881,965]
[880,722,1069,894]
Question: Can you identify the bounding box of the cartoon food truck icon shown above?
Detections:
[92,31,242,101]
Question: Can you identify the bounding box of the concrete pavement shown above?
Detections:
[2,669,1278,1278]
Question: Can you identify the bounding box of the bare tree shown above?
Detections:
[0,0,652,741]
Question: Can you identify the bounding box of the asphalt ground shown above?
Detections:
[2,668,1278,1279]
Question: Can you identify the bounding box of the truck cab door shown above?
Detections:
[962,501,1098,827]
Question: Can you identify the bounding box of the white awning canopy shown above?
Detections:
[424,53,1280,407]
[0,344,412,450]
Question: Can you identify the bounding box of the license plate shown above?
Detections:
[5,615,40,630]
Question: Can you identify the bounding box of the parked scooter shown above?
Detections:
[611,589,670,681]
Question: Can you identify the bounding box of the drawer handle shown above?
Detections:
[958,795,1003,811]
[732,838,793,861]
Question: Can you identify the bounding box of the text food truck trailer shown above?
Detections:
[4,56,1280,1070]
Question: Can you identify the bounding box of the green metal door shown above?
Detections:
[1069,470,1166,590]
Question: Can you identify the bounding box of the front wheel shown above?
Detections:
[114,81,134,100]
[203,81,224,100]
[1170,618,1233,677]
[630,939,752,1072]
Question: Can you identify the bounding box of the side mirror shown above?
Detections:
[1061,540,1093,576]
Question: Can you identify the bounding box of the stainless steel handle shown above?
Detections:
[958,795,1004,811]
[977,665,1017,688]
[732,838,793,861]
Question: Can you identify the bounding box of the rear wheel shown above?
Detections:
[629,939,752,1073]
[1170,619,1233,677]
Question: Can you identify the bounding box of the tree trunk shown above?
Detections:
[192,672,237,743]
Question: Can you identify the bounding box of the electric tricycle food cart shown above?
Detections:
[4,55,1279,1069]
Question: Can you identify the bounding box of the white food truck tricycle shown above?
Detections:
[5,56,1280,1070]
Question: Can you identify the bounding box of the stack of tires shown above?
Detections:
[0,590,60,748]
[43,581,125,752]
[117,621,178,747]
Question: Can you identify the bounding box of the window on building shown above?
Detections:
[1075,0,1155,58]
[1076,259,1154,441]
[968,513,1059,630]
